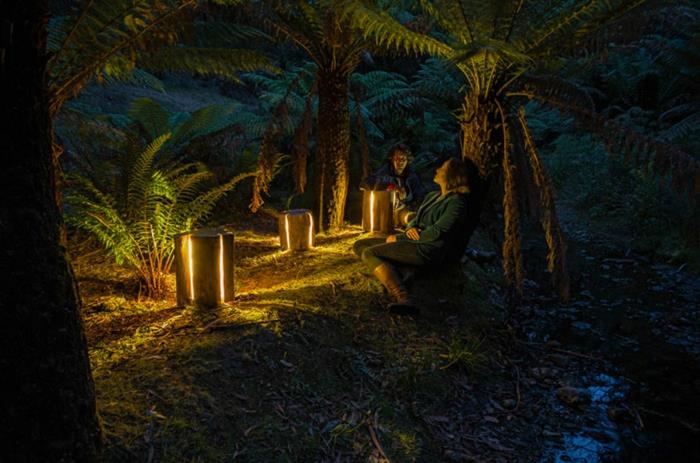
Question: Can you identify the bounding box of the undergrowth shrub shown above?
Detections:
[66,134,256,298]
[544,133,700,267]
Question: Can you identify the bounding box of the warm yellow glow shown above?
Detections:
[219,234,225,302]
[369,190,375,232]
[187,235,194,301]
[307,212,314,248]
[284,213,291,251]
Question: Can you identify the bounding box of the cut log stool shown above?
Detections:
[362,190,395,234]
[279,209,314,251]
[174,228,235,308]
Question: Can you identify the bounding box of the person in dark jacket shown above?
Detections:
[353,158,475,314]
[360,143,425,223]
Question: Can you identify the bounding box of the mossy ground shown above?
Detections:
[73,223,544,462]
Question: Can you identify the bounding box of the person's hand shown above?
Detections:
[397,187,406,200]
[406,227,421,241]
[386,234,397,243]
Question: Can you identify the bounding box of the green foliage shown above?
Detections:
[66,134,256,297]
[438,336,488,372]
[47,0,197,115]
[47,0,275,117]
[543,132,700,266]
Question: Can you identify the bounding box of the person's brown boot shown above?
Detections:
[373,263,418,315]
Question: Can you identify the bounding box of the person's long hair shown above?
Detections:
[443,158,470,194]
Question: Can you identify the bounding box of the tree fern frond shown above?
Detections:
[415,0,471,44]
[658,112,700,143]
[341,0,452,58]
[48,0,197,116]
[448,38,532,70]
[168,103,238,148]
[128,98,171,140]
[412,58,462,102]
[194,20,272,48]
[100,67,165,91]
[137,47,277,83]
[518,107,569,300]
[515,74,595,112]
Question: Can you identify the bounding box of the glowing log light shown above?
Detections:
[279,209,314,251]
[362,190,394,234]
[174,228,235,308]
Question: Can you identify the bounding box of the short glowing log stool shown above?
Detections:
[362,190,395,234]
[279,209,314,251]
[174,228,235,308]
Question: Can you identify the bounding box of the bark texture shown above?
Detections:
[0,1,101,461]
[315,68,350,232]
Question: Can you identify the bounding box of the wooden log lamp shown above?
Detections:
[362,190,395,234]
[174,228,235,308]
[278,209,314,251]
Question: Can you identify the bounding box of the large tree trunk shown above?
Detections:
[0,2,101,461]
[314,67,350,232]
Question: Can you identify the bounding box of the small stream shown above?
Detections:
[519,241,700,462]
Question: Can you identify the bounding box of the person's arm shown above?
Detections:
[403,172,423,205]
[361,164,393,190]
[419,195,467,242]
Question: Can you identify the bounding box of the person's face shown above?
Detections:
[433,160,449,186]
[392,152,408,174]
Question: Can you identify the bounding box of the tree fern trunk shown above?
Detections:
[0,1,101,461]
[315,68,351,232]
[460,92,522,295]
[459,92,500,226]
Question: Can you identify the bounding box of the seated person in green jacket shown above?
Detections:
[353,158,474,313]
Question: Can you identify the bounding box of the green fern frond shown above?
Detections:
[658,112,700,142]
[194,20,272,48]
[415,0,471,43]
[128,98,171,140]
[137,47,277,83]
[101,67,165,91]
[341,0,453,57]
[48,0,196,115]
[514,74,595,112]
[181,171,258,225]
[65,132,253,297]
[127,133,172,209]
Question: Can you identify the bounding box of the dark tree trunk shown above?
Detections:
[0,1,101,461]
[459,92,501,241]
[314,67,350,232]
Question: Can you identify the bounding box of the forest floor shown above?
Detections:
[71,209,700,463]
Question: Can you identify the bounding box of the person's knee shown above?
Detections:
[361,247,380,267]
[352,240,365,257]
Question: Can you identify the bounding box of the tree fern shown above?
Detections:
[48,0,198,116]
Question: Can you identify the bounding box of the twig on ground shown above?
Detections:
[367,411,391,462]
[636,406,699,433]
[548,347,601,361]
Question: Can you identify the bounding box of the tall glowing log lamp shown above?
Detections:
[279,209,314,251]
[174,228,235,308]
[362,190,395,234]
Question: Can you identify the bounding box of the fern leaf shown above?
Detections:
[137,47,278,83]
[128,98,171,140]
